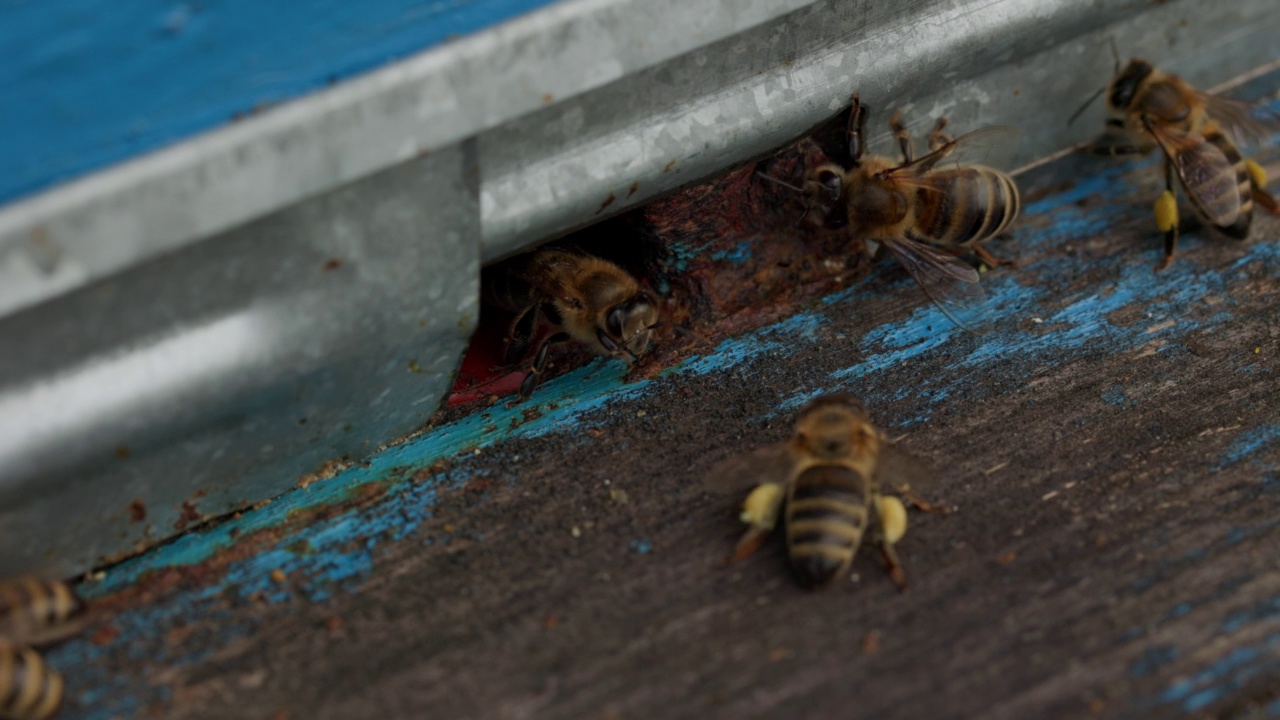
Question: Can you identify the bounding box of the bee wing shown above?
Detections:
[1199,92,1280,147]
[892,125,1023,175]
[704,442,793,495]
[878,235,986,331]
[874,442,940,496]
[1148,123,1241,227]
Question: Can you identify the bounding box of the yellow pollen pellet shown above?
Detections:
[1154,190,1179,233]
[740,484,784,529]
[877,495,908,544]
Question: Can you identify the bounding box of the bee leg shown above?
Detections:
[900,486,951,515]
[504,304,542,365]
[847,93,869,165]
[516,331,570,400]
[727,482,785,565]
[889,110,914,163]
[927,116,953,153]
[871,497,908,591]
[1245,159,1280,214]
[878,539,908,593]
[971,243,1017,270]
[1154,158,1180,271]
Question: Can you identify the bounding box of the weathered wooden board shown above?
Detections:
[37,108,1280,720]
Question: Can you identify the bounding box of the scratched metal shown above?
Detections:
[35,100,1280,717]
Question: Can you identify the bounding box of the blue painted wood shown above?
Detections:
[0,0,559,204]
[29,97,1280,717]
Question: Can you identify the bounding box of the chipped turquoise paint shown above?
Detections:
[0,0,561,204]
[710,243,755,265]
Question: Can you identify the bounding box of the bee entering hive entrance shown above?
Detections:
[446,110,884,409]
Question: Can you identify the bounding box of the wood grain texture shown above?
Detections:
[41,122,1280,720]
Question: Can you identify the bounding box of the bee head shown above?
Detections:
[1107,58,1154,112]
[597,291,658,362]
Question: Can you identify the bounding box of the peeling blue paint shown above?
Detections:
[710,244,754,265]
[1217,424,1280,470]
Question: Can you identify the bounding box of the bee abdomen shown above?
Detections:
[786,467,870,587]
[0,643,63,720]
[915,168,1020,247]
[0,578,85,649]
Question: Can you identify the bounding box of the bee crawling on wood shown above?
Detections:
[0,576,88,720]
[482,247,661,401]
[707,394,951,591]
[1073,46,1280,269]
[763,94,1022,329]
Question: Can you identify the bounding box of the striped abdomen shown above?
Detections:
[785,465,872,587]
[1192,125,1252,238]
[910,166,1020,248]
[480,262,540,314]
[0,578,85,648]
[0,643,63,720]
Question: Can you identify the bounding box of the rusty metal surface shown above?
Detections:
[34,78,1280,718]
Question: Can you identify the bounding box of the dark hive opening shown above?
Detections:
[445,109,875,410]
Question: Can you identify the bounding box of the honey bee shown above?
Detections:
[0,577,86,720]
[0,641,63,720]
[482,248,659,399]
[707,394,950,590]
[1078,54,1280,268]
[0,578,86,648]
[778,94,1021,328]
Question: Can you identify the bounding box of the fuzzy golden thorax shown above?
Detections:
[789,397,880,475]
[805,158,910,236]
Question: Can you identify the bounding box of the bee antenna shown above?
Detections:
[1067,85,1107,127]
[755,171,805,193]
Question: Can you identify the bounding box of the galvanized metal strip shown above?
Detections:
[0,144,479,577]
[480,0,1280,259]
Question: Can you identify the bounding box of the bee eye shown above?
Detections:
[606,307,626,339]
[816,170,842,201]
